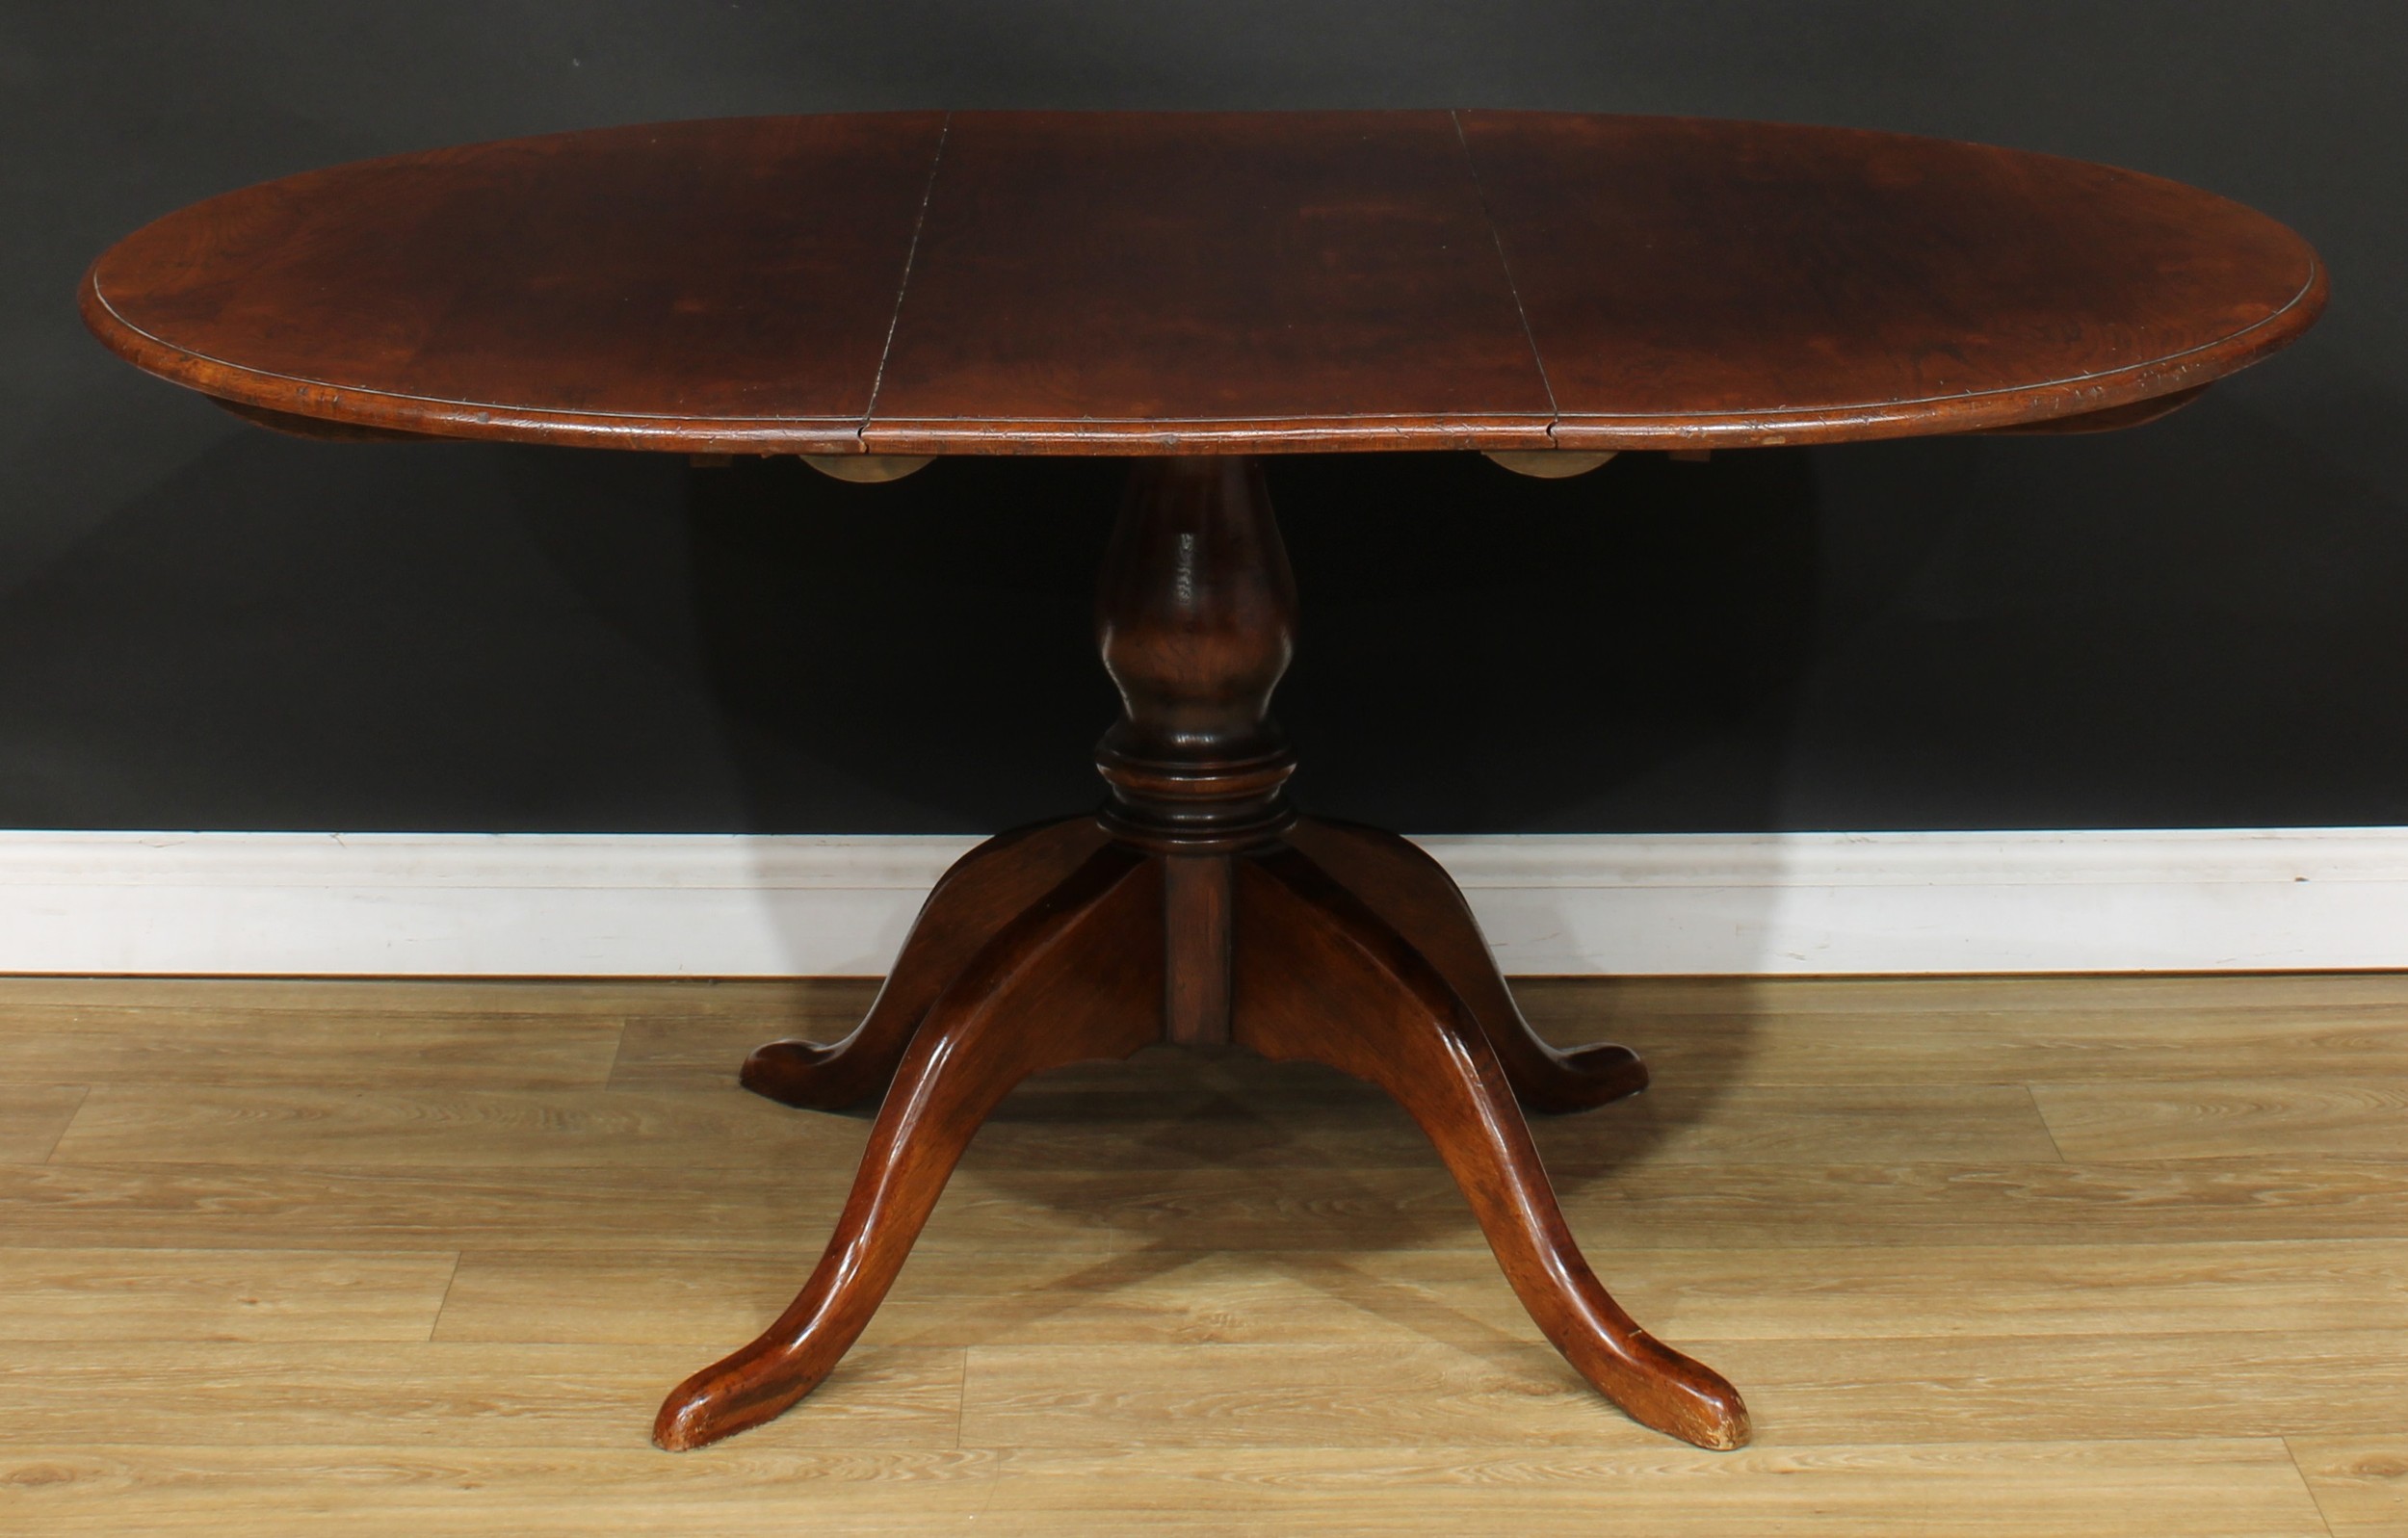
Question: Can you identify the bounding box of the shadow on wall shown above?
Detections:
[17,388,2406,841]
[0,425,1823,835]
[0,425,738,830]
[678,447,1826,836]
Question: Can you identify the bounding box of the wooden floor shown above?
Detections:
[1,973,2404,1535]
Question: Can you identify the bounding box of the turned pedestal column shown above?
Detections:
[652,456,1749,1454]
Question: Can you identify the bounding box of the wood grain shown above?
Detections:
[82,115,947,454]
[41,1077,2062,1172]
[740,817,1113,1112]
[0,1441,2332,1538]
[654,844,1165,1451]
[958,1329,2408,1447]
[8,1155,2406,1257]
[4,973,2403,1532]
[0,1247,458,1341]
[863,113,1552,453]
[0,1161,1099,1254]
[2033,1078,2408,1160]
[1529,1082,2062,1168]
[622,996,2408,1096]
[0,1342,960,1449]
[1565,1004,2408,1086]
[1510,971,2408,1016]
[1460,112,2321,447]
[21,979,2400,1097]
[46,1087,875,1170]
[0,1014,621,1090]
[0,1085,86,1162]
[83,111,2321,454]
[0,1446,1003,1538]
[1229,844,1752,1450]
[432,1238,2408,1348]
[2287,1435,2408,1538]
[0,975,874,1019]
[961,1441,2334,1537]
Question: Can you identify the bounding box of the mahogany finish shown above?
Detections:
[863,112,1553,453]
[77,109,2327,1457]
[677,458,1693,1453]
[658,841,1166,1451]
[1093,457,1298,852]
[83,112,2321,454]
[1287,820,1651,1114]
[741,816,1111,1113]
[85,115,947,455]
[1232,846,1746,1449]
[1457,113,2323,447]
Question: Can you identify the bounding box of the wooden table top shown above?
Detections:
[82,111,2324,456]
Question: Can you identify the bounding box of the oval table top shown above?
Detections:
[82,111,2324,456]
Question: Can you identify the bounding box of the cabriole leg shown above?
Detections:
[655,846,1163,1450]
[1287,818,1648,1114]
[742,815,1111,1111]
[1232,845,1749,1451]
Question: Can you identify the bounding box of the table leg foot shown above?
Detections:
[1287,819,1649,1115]
[1233,845,1751,1452]
[655,843,1163,1451]
[742,816,1112,1111]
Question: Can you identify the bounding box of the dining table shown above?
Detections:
[82,108,2325,1454]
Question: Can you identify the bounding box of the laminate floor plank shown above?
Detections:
[949,1157,2408,1251]
[8,1155,2407,1255]
[0,1084,87,1162]
[431,1238,2408,1348]
[964,1440,2332,1538]
[2035,1079,2408,1161]
[958,1329,2408,1448]
[0,1016,623,1090]
[0,1247,458,1342]
[0,1439,2332,1538]
[0,1446,1000,1537]
[0,977,876,1022]
[47,1087,878,1171]
[0,1161,1097,1254]
[1007,1072,2065,1170]
[0,1342,961,1449]
[42,1082,2062,1171]
[4,971,2403,1535]
[1562,1006,2408,1086]
[617,992,2408,1095]
[2287,1435,2408,1537]
[997,1063,2067,1164]
[1518,971,2408,1014]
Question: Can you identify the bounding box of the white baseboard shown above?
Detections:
[4,827,2405,978]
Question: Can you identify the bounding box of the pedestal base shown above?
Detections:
[655,456,1746,1453]
[652,814,1749,1454]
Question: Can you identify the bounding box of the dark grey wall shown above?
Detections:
[5,2,2402,834]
